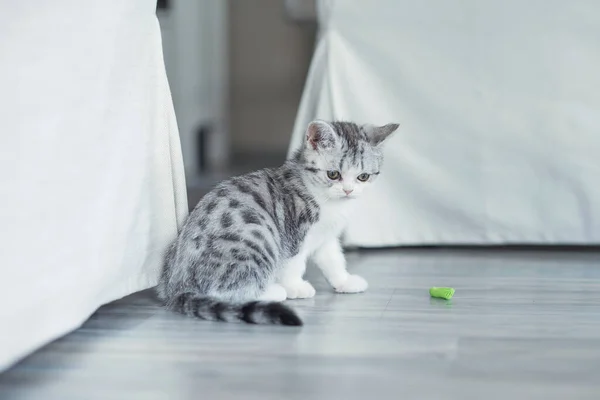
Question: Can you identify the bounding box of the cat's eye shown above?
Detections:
[327,170,340,180]
[357,173,370,182]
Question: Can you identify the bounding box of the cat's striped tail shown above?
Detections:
[167,292,302,326]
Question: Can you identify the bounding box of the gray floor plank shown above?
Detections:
[1,248,600,399]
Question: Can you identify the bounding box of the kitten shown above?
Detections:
[157,120,398,326]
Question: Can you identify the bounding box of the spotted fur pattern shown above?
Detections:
[157,120,398,326]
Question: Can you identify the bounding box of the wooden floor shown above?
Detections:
[1,248,600,400]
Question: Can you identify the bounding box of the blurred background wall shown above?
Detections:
[229,0,316,164]
[157,0,317,205]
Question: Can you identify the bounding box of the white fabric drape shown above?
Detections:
[290,0,600,247]
[0,0,188,371]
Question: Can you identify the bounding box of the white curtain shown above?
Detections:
[0,0,188,371]
[290,0,600,247]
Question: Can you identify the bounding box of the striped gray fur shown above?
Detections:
[157,120,398,326]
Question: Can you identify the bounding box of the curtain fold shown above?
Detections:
[0,0,187,371]
[290,0,600,247]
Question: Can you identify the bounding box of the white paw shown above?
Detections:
[258,284,287,302]
[282,280,316,299]
[334,274,368,293]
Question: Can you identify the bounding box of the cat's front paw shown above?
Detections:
[334,274,368,293]
[281,280,316,299]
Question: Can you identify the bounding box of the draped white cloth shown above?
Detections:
[0,0,188,371]
[290,0,600,247]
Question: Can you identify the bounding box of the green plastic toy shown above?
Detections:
[429,287,455,300]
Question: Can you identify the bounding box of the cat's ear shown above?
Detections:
[306,120,337,150]
[366,123,399,146]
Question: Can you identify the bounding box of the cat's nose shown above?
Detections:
[343,189,353,195]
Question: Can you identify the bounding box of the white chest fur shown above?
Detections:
[300,200,354,256]
[277,198,367,300]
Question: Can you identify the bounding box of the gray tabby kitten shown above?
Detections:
[157,120,398,326]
